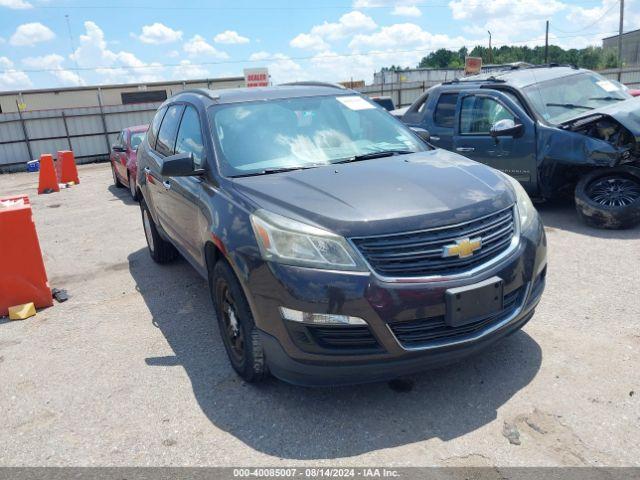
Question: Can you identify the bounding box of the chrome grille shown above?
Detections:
[351,206,516,278]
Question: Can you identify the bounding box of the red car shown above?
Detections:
[110,125,148,200]
[629,89,640,97]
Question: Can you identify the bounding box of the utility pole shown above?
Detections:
[488,31,492,64]
[545,21,549,64]
[617,0,624,80]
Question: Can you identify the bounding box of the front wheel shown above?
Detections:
[575,167,640,229]
[211,260,268,383]
[112,163,123,187]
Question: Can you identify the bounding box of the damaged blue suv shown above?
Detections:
[136,83,547,386]
[401,65,640,229]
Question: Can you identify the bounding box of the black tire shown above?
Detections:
[575,166,640,229]
[210,260,268,383]
[128,172,139,201]
[112,163,123,188]
[140,199,178,263]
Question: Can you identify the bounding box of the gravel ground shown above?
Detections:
[0,163,638,467]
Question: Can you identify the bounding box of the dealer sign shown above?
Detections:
[244,68,270,88]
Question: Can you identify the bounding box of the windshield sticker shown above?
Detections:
[337,96,375,110]
[596,80,619,92]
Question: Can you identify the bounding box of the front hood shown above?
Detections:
[561,97,640,135]
[231,150,515,237]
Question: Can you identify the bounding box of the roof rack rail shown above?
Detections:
[279,81,346,90]
[172,88,220,100]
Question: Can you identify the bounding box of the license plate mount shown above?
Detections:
[445,277,503,327]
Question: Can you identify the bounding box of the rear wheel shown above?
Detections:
[211,260,268,383]
[575,167,640,229]
[140,199,177,263]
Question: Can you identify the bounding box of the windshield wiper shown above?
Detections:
[232,165,321,177]
[333,149,413,164]
[589,96,624,101]
[546,103,594,110]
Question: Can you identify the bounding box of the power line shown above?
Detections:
[0,29,619,75]
[549,0,620,33]
[29,0,607,9]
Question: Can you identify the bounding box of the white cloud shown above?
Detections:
[23,54,84,86]
[349,23,469,50]
[0,0,32,9]
[70,21,164,83]
[392,5,421,17]
[449,0,565,46]
[10,22,55,46]
[248,51,307,84]
[214,30,249,44]
[167,49,180,58]
[289,10,377,51]
[311,11,377,41]
[0,56,32,89]
[183,34,229,58]
[171,60,209,79]
[248,51,271,61]
[290,33,329,50]
[137,23,182,44]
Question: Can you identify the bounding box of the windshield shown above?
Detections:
[523,72,632,124]
[130,132,146,150]
[209,95,427,177]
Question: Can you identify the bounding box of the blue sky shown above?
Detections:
[0,0,638,91]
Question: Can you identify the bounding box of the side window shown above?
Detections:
[433,93,458,128]
[156,104,185,157]
[114,130,124,147]
[147,106,167,150]
[175,105,205,168]
[460,96,515,135]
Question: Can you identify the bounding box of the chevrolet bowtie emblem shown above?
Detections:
[442,237,482,259]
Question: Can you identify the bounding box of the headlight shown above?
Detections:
[250,209,367,271]
[504,174,537,230]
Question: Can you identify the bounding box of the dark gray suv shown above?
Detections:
[136,83,547,386]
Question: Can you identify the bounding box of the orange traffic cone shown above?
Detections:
[56,150,80,184]
[37,154,60,194]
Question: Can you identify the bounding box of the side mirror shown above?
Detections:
[112,145,126,153]
[160,152,204,177]
[410,126,431,143]
[490,119,524,138]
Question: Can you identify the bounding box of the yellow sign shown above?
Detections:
[442,237,482,259]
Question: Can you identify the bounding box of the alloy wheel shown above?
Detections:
[586,175,640,207]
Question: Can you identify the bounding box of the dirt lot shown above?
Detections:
[0,163,639,467]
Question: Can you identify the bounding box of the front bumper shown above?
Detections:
[244,216,547,386]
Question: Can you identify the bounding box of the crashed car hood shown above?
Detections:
[561,97,640,136]
[230,150,515,237]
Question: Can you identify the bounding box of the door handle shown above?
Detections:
[162,180,171,190]
[456,147,475,152]
[430,136,440,141]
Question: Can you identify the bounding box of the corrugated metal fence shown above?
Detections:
[0,100,161,172]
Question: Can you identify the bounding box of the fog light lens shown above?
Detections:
[279,307,366,325]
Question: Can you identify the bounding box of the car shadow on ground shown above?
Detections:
[107,184,137,206]
[536,197,640,239]
[128,247,542,460]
